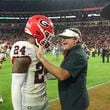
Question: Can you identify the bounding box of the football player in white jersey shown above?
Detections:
[0,42,4,103]
[10,15,54,110]
[0,42,6,70]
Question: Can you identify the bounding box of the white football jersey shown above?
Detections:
[10,41,48,106]
[0,44,6,61]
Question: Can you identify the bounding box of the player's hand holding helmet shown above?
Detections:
[24,15,54,49]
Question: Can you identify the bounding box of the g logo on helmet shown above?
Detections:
[40,20,49,27]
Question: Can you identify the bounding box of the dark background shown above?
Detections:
[0,0,109,12]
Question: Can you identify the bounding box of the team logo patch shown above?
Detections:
[40,20,49,27]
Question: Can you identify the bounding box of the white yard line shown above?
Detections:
[49,81,110,103]
[49,98,59,103]
[88,81,110,90]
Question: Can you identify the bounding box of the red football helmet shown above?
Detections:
[24,15,54,49]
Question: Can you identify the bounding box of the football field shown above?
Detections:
[0,53,110,110]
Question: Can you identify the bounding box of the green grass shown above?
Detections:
[0,53,110,109]
[87,56,110,87]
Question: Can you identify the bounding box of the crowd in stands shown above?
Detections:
[0,23,110,55]
[80,26,110,48]
[0,23,25,47]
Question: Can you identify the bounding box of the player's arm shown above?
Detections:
[11,57,31,110]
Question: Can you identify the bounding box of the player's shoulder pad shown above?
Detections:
[10,41,36,59]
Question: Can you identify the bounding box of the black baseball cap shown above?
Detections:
[101,3,110,19]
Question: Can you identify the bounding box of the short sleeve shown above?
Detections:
[61,52,87,79]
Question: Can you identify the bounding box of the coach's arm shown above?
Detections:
[33,44,70,81]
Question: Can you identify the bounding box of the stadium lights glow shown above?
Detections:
[65,16,76,18]
[0,17,28,19]
[88,14,100,17]
[1,16,76,20]
[49,16,61,19]
[0,17,20,19]
[49,15,76,19]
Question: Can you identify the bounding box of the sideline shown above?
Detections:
[88,81,110,90]
[49,81,110,103]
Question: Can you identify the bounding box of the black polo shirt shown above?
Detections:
[58,45,89,110]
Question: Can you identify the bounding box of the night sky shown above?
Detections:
[0,0,109,12]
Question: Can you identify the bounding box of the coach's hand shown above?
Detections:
[33,43,45,62]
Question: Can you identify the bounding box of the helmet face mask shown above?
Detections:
[24,15,54,49]
[39,30,54,49]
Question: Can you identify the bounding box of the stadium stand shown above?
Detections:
[0,0,110,54]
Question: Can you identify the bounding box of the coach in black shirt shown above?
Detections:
[35,28,89,110]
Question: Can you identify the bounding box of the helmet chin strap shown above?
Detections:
[34,39,39,47]
[35,39,46,52]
